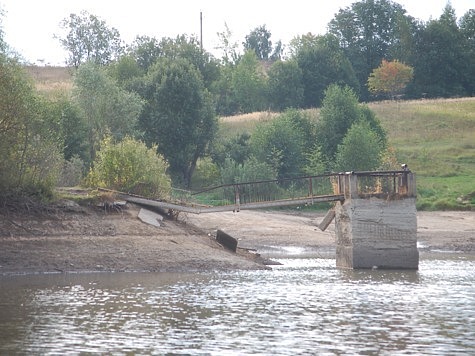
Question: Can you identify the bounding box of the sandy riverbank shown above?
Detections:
[0,201,473,275]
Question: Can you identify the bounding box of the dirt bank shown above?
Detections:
[0,202,268,275]
[0,200,473,275]
[186,209,475,256]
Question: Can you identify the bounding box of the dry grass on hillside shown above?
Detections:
[220,108,321,123]
[25,66,73,93]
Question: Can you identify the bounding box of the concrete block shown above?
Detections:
[335,197,418,269]
[216,229,238,252]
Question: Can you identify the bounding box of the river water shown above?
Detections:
[0,255,474,355]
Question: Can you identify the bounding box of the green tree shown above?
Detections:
[0,7,7,54]
[460,9,475,45]
[317,85,362,159]
[460,9,475,95]
[212,62,239,116]
[294,34,359,107]
[58,10,123,67]
[243,25,273,60]
[334,121,383,172]
[367,59,413,99]
[72,62,143,162]
[215,23,240,64]
[158,35,220,90]
[317,84,386,160]
[127,36,162,71]
[232,51,268,113]
[87,136,171,198]
[56,97,89,162]
[210,132,251,168]
[304,145,328,175]
[267,60,304,111]
[411,4,469,97]
[329,0,409,100]
[388,11,418,64]
[220,157,277,185]
[0,56,62,196]
[137,58,217,187]
[250,109,314,179]
[107,55,143,87]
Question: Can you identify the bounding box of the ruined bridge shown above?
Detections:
[112,170,419,270]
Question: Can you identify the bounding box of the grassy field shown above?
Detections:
[25,66,73,95]
[220,98,475,211]
[368,98,475,210]
[25,66,474,210]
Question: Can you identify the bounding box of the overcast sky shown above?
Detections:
[1,0,473,65]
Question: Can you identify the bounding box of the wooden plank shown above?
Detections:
[318,208,335,231]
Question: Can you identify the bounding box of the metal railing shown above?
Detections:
[107,170,415,214]
[189,173,343,211]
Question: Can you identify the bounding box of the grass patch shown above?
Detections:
[368,97,475,211]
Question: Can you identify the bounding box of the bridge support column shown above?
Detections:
[335,173,419,269]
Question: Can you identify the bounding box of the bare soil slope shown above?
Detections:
[0,202,267,274]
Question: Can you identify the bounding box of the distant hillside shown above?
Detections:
[369,98,475,210]
[25,65,73,94]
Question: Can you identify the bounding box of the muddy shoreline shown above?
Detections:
[0,202,473,275]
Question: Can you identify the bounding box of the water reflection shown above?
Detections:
[0,257,474,354]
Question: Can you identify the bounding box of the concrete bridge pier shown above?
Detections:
[334,172,419,269]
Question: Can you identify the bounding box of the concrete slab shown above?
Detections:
[137,208,164,227]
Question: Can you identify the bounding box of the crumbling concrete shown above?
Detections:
[335,197,419,269]
[333,171,418,269]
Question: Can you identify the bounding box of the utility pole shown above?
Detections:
[200,11,203,52]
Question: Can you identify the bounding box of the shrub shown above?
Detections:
[0,56,63,199]
[250,109,314,179]
[59,155,85,187]
[333,121,383,172]
[86,136,171,199]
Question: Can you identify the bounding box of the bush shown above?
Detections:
[0,56,63,199]
[220,157,277,185]
[59,155,85,187]
[86,136,171,199]
[250,109,314,179]
[333,121,383,172]
[219,157,279,204]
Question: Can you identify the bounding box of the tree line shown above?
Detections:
[0,0,473,199]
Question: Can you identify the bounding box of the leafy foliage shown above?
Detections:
[232,51,268,113]
[210,132,251,168]
[72,61,143,162]
[334,121,383,172]
[220,157,277,184]
[267,60,304,111]
[368,59,413,98]
[58,10,123,67]
[250,109,314,179]
[329,0,410,100]
[316,85,362,159]
[137,57,217,187]
[86,136,171,198]
[215,23,240,64]
[410,4,471,97]
[303,146,328,175]
[0,56,62,197]
[317,84,386,161]
[243,25,273,60]
[294,34,359,107]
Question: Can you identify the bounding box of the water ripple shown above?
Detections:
[0,257,474,354]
